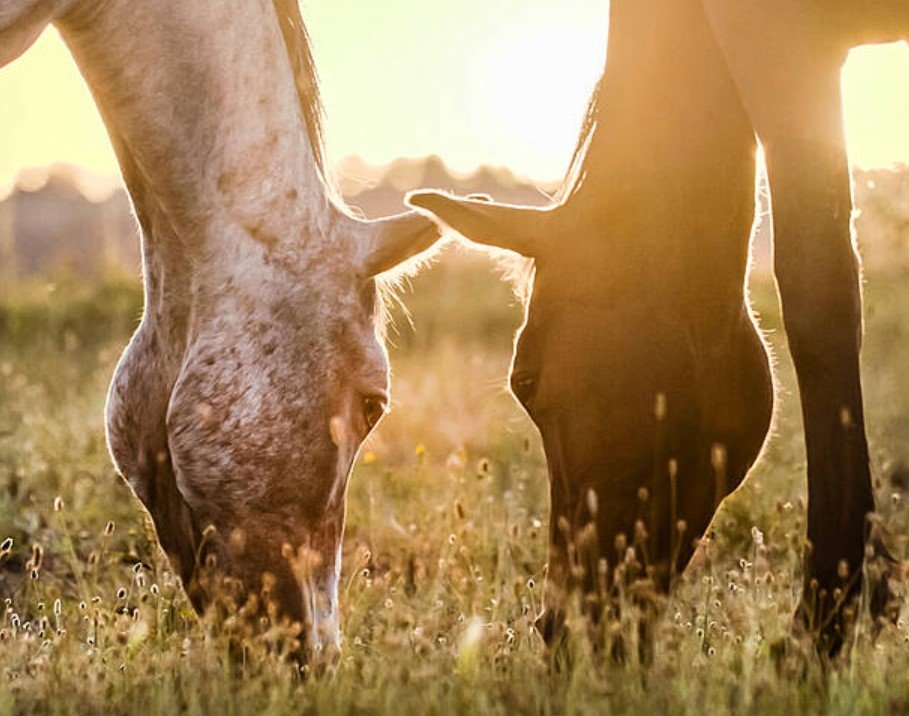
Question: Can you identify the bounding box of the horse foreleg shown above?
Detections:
[758,65,889,654]
[767,130,876,651]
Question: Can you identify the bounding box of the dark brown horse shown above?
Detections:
[410,0,908,650]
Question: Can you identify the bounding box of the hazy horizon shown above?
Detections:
[1,2,908,190]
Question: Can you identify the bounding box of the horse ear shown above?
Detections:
[406,190,555,258]
[359,211,442,277]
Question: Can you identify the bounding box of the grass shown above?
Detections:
[0,251,908,715]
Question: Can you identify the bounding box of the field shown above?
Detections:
[1,249,908,715]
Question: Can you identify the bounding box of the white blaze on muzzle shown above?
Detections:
[300,545,341,661]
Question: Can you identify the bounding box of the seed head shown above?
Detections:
[839,406,853,428]
[711,444,728,471]
[654,392,668,421]
[53,496,64,512]
[29,543,44,569]
[104,521,115,536]
[586,489,598,517]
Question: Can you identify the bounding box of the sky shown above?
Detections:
[0,0,908,192]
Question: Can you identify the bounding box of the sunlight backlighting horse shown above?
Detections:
[410,0,908,652]
[1,0,440,660]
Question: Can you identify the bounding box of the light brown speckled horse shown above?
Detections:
[1,0,439,659]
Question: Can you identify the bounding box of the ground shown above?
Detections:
[0,249,907,715]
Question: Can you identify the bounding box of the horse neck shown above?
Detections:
[572,0,754,224]
[54,0,331,270]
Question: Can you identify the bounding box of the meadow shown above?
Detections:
[1,248,908,715]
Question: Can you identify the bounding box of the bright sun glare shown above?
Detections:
[0,4,907,192]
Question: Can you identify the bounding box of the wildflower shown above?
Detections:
[362,451,377,465]
[415,443,426,459]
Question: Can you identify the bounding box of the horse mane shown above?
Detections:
[271,0,337,196]
[556,74,605,204]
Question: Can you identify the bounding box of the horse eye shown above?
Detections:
[362,396,387,431]
[510,373,537,405]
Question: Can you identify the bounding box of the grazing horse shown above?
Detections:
[1,0,439,657]
[410,0,907,650]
